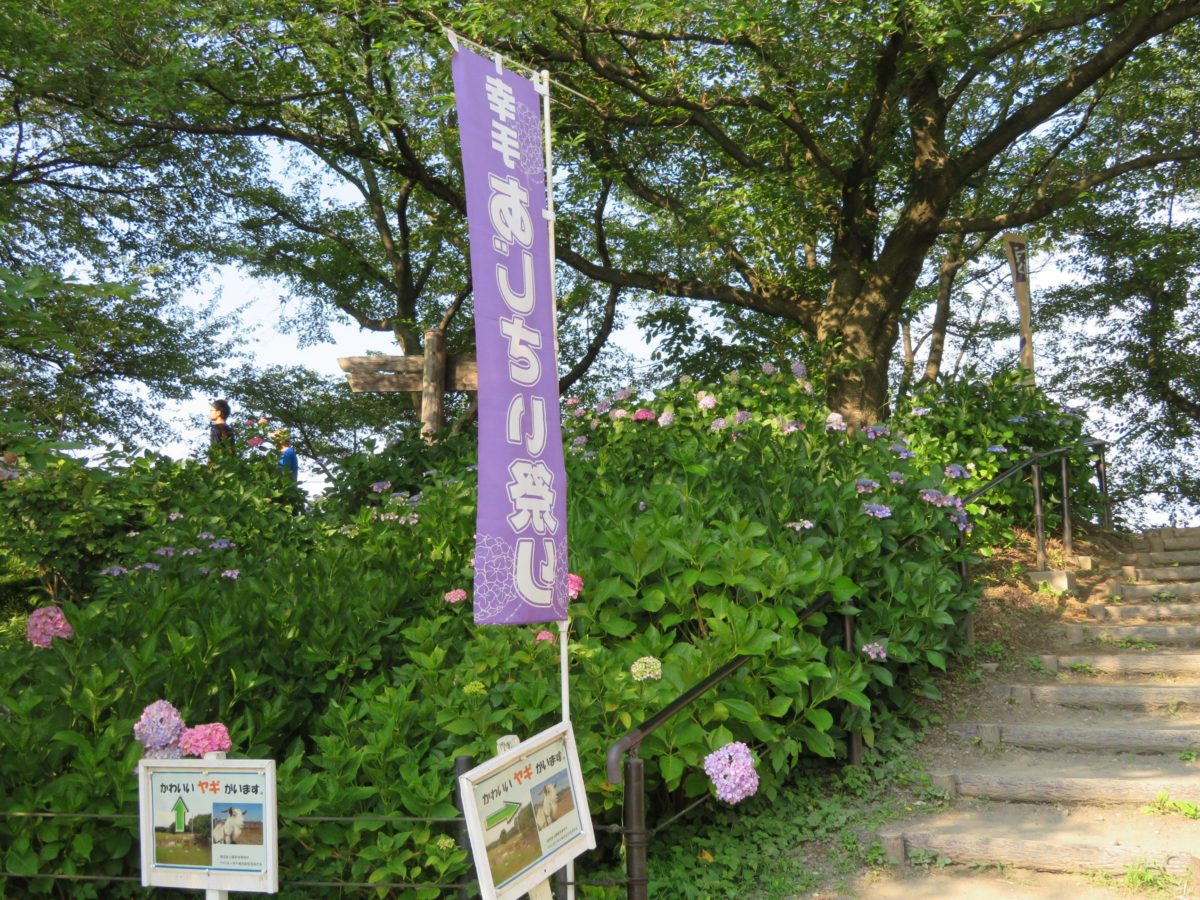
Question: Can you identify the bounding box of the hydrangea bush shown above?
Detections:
[0,364,1091,893]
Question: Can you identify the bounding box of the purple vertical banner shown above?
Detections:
[452,47,569,625]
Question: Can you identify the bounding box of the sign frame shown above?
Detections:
[137,757,278,894]
[458,722,595,899]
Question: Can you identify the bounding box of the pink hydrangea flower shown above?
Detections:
[247,436,265,448]
[179,723,232,757]
[444,588,468,604]
[657,411,675,427]
[535,630,556,644]
[567,573,584,598]
[632,408,656,422]
[26,606,74,649]
[698,394,717,410]
[615,388,632,401]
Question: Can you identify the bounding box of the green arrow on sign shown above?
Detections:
[485,801,521,830]
[172,796,188,832]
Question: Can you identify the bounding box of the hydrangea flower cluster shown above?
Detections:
[134,700,186,757]
[987,445,1007,453]
[762,362,777,375]
[698,394,717,410]
[855,478,879,494]
[911,407,931,416]
[26,606,74,648]
[179,723,232,757]
[535,630,556,644]
[863,503,891,518]
[630,656,663,682]
[782,420,803,434]
[462,681,487,700]
[444,588,468,604]
[862,642,888,661]
[711,417,728,431]
[567,573,584,599]
[632,408,656,422]
[824,412,847,432]
[703,741,759,804]
[785,520,815,530]
[371,481,392,493]
[657,411,675,427]
[863,424,890,439]
[944,463,969,479]
[890,441,915,459]
[791,361,808,379]
[615,388,632,401]
[610,408,629,420]
[733,410,751,425]
[888,471,904,484]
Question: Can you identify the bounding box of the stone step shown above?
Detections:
[1137,533,1200,552]
[930,771,1200,804]
[1068,623,1200,645]
[1123,549,1200,567]
[1099,581,1200,600]
[951,722,1200,752]
[879,804,1200,878]
[1088,601,1200,621]
[1042,651,1200,674]
[997,682,1200,709]
[1122,563,1200,582]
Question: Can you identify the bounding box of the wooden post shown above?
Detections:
[422,328,446,438]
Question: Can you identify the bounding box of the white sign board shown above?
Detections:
[138,758,278,893]
[458,722,595,899]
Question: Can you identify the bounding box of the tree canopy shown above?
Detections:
[5,0,1200,432]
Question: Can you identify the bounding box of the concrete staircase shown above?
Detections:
[878,527,1200,891]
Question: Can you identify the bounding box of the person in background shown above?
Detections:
[209,399,235,455]
[273,430,298,482]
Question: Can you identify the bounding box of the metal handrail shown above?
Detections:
[960,437,1107,507]
[605,592,835,786]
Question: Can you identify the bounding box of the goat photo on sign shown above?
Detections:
[211,803,265,846]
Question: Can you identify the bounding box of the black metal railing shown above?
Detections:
[606,436,1113,898]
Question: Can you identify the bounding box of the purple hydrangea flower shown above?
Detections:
[154,547,176,557]
[855,478,880,494]
[734,410,751,425]
[209,539,235,550]
[704,742,759,804]
[371,481,392,493]
[825,412,847,432]
[572,436,588,447]
[711,417,728,431]
[791,361,808,379]
[572,407,586,418]
[890,442,915,459]
[615,388,632,401]
[988,445,1007,453]
[100,566,127,576]
[782,420,803,434]
[862,642,887,662]
[888,471,904,484]
[139,562,161,572]
[911,407,931,416]
[167,512,185,522]
[762,362,777,375]
[197,531,215,540]
[863,503,891,518]
[133,700,185,752]
[944,464,969,479]
[26,607,74,648]
[221,569,240,580]
[863,424,890,439]
[658,411,675,427]
[698,395,717,410]
[595,400,612,414]
[181,548,201,556]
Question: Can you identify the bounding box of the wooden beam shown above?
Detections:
[339,355,478,392]
[421,329,446,436]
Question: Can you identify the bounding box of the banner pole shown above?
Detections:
[540,65,576,900]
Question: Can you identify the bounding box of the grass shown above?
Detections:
[1142,791,1200,820]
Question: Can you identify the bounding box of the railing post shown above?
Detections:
[957,532,974,645]
[1095,446,1112,530]
[453,754,477,899]
[1060,455,1073,558]
[842,613,863,765]
[1031,463,1047,571]
[624,755,649,900]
